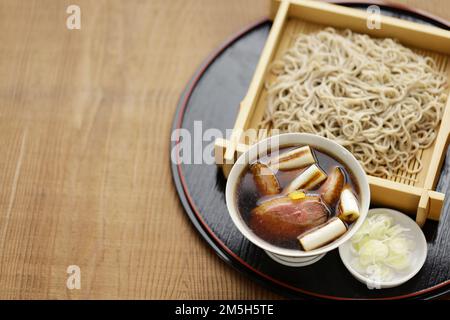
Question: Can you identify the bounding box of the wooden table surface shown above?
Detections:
[0,0,448,300]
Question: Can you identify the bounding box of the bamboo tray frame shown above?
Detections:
[214,0,450,226]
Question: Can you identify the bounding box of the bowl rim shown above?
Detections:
[338,208,428,288]
[225,132,371,257]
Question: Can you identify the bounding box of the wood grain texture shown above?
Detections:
[0,0,447,299]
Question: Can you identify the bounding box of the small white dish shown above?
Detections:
[339,208,427,289]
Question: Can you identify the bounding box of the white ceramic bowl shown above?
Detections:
[339,208,428,289]
[225,133,371,266]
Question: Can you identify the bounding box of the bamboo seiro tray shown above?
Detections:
[214,0,450,226]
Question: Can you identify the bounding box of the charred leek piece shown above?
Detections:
[250,162,281,196]
[283,164,327,194]
[298,217,347,251]
[321,167,345,206]
[338,187,360,223]
[269,146,316,170]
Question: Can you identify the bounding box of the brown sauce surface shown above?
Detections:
[236,145,360,250]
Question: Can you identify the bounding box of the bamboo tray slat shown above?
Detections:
[214,0,450,226]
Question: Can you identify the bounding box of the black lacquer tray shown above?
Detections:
[170,2,450,299]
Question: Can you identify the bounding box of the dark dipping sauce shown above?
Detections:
[236,145,360,250]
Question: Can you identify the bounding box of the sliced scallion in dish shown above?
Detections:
[350,213,415,282]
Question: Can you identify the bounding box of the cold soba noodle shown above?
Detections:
[258,28,448,179]
[237,145,360,251]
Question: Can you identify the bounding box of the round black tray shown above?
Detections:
[170,2,450,299]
